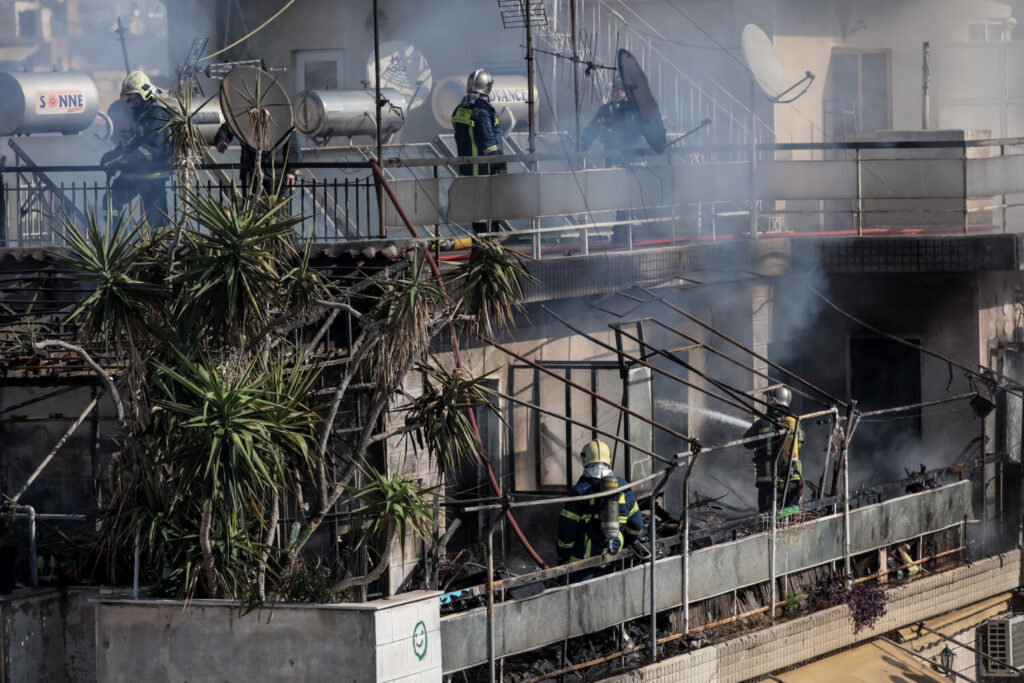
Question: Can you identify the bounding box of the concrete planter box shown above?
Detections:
[95,590,441,683]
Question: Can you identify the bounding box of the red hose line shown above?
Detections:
[370,161,549,569]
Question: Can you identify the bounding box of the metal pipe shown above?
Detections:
[373,0,385,239]
[858,392,975,418]
[570,0,580,149]
[26,506,36,586]
[133,531,140,599]
[649,493,657,662]
[922,42,931,130]
[842,404,859,582]
[12,396,98,503]
[487,519,495,682]
[682,471,690,635]
[770,449,777,624]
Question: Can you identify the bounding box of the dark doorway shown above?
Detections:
[849,338,921,486]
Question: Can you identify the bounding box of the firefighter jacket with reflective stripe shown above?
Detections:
[451,94,506,176]
[119,99,172,181]
[580,98,645,157]
[556,475,644,563]
[743,412,805,484]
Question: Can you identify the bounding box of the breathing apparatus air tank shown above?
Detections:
[600,474,621,552]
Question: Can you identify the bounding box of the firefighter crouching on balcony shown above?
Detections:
[451,68,506,235]
[743,386,805,513]
[100,71,171,226]
[556,439,645,577]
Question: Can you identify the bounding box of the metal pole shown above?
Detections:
[27,507,36,587]
[487,509,508,682]
[133,531,140,599]
[526,1,536,155]
[682,472,690,635]
[922,42,931,130]
[842,402,858,583]
[570,0,581,149]
[649,494,657,663]
[373,0,385,238]
[855,147,863,235]
[769,451,777,624]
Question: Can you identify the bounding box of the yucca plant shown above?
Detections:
[331,461,441,594]
[407,363,501,472]
[175,189,302,344]
[149,351,321,597]
[448,237,535,336]
[56,206,165,353]
[362,252,448,393]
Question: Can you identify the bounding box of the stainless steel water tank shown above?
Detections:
[0,72,99,135]
[293,88,405,140]
[430,75,536,130]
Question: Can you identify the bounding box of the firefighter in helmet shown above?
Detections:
[556,439,645,570]
[100,70,172,226]
[451,68,506,234]
[743,386,805,513]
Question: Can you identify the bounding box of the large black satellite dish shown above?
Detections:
[617,48,666,154]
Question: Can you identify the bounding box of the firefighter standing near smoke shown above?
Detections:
[451,68,506,234]
[100,71,172,226]
[579,78,645,243]
[743,386,805,513]
[556,439,645,576]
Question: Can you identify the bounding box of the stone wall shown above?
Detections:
[605,551,1021,683]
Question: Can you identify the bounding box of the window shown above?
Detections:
[509,362,653,493]
[295,49,344,93]
[968,18,1016,43]
[824,49,891,141]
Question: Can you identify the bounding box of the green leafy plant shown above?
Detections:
[449,237,535,335]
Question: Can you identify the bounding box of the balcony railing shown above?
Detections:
[4,137,1024,256]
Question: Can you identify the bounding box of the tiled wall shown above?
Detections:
[605,551,1021,683]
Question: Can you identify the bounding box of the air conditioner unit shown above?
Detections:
[977,615,1024,678]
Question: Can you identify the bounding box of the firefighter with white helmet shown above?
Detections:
[556,439,644,571]
[100,70,171,225]
[743,385,805,513]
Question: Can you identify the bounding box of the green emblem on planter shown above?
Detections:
[412,620,428,660]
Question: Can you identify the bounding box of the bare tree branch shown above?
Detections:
[33,340,126,425]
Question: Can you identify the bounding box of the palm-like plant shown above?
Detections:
[332,461,440,594]
[176,189,303,343]
[151,351,321,597]
[362,252,448,393]
[449,237,535,336]
[407,363,500,472]
[56,207,165,352]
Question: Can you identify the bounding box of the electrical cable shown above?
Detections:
[201,0,297,62]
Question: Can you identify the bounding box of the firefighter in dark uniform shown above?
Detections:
[101,71,171,226]
[743,386,805,513]
[214,123,301,199]
[579,78,646,243]
[557,439,645,576]
[451,68,506,234]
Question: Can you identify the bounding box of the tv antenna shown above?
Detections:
[177,37,209,97]
[498,0,548,154]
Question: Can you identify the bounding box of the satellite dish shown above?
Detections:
[218,65,293,152]
[741,24,784,99]
[617,48,666,154]
[367,41,432,111]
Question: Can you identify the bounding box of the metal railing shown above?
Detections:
[5,137,1024,254]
